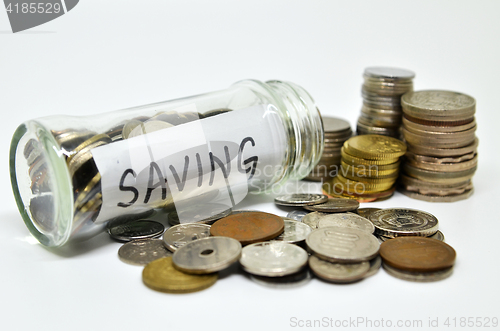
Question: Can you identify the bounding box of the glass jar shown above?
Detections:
[10,79,324,247]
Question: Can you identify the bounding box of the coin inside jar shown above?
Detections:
[240,241,308,277]
[210,211,284,245]
[303,198,359,213]
[172,237,242,274]
[162,223,211,252]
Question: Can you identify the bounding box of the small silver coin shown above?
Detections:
[383,263,453,282]
[368,208,439,238]
[429,230,445,242]
[317,213,375,234]
[306,226,380,263]
[274,193,328,207]
[309,255,370,283]
[118,239,172,266]
[302,211,329,229]
[356,208,382,219]
[249,269,311,289]
[108,220,164,242]
[364,66,416,80]
[286,210,309,222]
[162,223,211,252]
[322,116,352,133]
[304,198,359,213]
[273,218,312,244]
[172,237,242,274]
[364,256,382,279]
[240,241,308,277]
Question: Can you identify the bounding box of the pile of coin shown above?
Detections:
[399,90,478,202]
[306,116,352,181]
[356,67,415,138]
[322,135,406,202]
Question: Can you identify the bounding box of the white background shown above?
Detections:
[1,1,500,330]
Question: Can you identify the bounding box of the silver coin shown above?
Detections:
[108,220,164,242]
[304,198,359,213]
[169,203,232,225]
[286,210,309,222]
[309,255,370,283]
[231,209,261,214]
[364,67,415,80]
[317,213,375,234]
[172,237,242,274]
[383,263,453,282]
[322,116,351,133]
[364,256,382,279]
[240,241,308,277]
[302,211,329,229]
[429,230,445,242]
[249,269,311,289]
[121,120,143,139]
[356,208,382,219]
[118,239,172,266]
[127,120,174,139]
[368,208,439,238]
[162,223,211,252]
[274,193,328,207]
[306,226,380,263]
[272,218,312,244]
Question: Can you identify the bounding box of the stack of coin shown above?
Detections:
[306,116,352,181]
[322,135,406,202]
[356,67,415,138]
[399,90,478,202]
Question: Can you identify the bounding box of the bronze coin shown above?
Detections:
[380,237,456,272]
[210,212,284,246]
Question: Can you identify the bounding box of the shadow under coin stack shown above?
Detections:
[322,135,406,202]
[306,116,352,182]
[399,90,478,202]
[357,67,415,138]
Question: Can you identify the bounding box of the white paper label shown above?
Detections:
[91,104,287,224]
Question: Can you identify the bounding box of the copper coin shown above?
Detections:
[210,212,284,246]
[380,237,456,272]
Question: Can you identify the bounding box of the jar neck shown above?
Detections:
[234,80,324,186]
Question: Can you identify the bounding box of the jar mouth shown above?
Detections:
[10,121,74,247]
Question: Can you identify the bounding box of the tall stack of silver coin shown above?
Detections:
[356,67,415,138]
[306,116,352,181]
[399,90,478,202]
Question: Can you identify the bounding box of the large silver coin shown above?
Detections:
[274,193,328,207]
[304,198,359,213]
[383,263,453,282]
[273,218,312,244]
[368,208,439,238]
[249,269,311,289]
[172,237,241,274]
[286,210,309,222]
[309,255,370,283]
[306,226,380,263]
[364,67,415,80]
[108,220,164,242]
[302,211,329,229]
[322,116,351,133]
[240,241,308,277]
[317,213,375,234]
[118,239,172,266]
[162,223,211,252]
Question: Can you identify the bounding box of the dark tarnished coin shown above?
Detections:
[380,237,456,272]
[210,212,284,245]
[383,263,453,282]
[309,255,370,283]
[162,223,211,252]
[118,239,172,266]
[108,220,164,242]
[240,241,308,277]
[273,218,312,244]
[274,193,328,207]
[172,237,242,274]
[304,198,359,213]
[142,257,217,293]
[306,226,380,263]
[368,208,439,238]
[356,208,382,219]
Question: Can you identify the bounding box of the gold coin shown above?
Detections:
[142,257,217,293]
[334,175,395,192]
[341,147,399,166]
[66,134,111,164]
[340,161,399,177]
[344,135,406,160]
